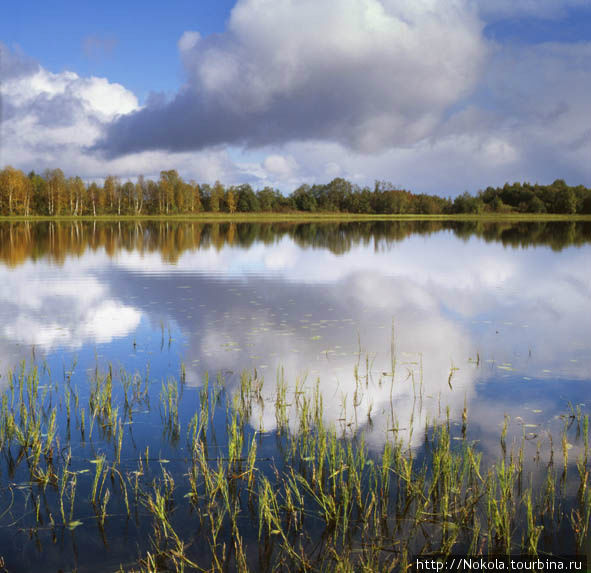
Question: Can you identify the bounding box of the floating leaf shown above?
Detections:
[67,520,83,530]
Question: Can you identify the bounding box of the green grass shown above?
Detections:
[1,212,590,223]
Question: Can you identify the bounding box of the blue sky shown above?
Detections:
[484,6,591,44]
[0,0,235,99]
[1,0,591,194]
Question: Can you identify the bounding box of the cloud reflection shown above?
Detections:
[0,225,589,448]
[0,254,141,353]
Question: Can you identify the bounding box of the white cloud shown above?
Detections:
[2,66,138,122]
[96,0,590,193]
[0,44,280,185]
[0,48,139,170]
[100,0,486,155]
[324,162,342,178]
[262,154,298,179]
[75,76,139,119]
[2,1,591,194]
[178,31,201,53]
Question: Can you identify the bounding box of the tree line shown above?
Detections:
[1,166,590,216]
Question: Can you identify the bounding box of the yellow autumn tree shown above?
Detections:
[0,166,28,215]
[226,187,237,214]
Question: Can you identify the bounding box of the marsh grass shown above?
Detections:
[0,358,589,571]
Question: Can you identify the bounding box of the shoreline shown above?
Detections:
[1,213,591,223]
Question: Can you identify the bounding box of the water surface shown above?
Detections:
[0,220,589,569]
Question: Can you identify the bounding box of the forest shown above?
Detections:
[1,165,590,216]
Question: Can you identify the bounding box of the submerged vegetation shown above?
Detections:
[1,165,591,217]
[0,355,589,571]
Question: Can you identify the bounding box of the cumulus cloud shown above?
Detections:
[2,0,591,193]
[0,41,139,170]
[262,154,298,179]
[431,41,591,187]
[253,38,591,193]
[96,0,486,156]
[178,31,201,53]
[0,43,264,183]
[90,0,591,192]
[0,44,39,80]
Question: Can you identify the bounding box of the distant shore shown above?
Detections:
[2,212,591,223]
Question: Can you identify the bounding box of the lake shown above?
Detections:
[0,220,590,571]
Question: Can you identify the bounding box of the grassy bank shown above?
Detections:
[1,213,591,223]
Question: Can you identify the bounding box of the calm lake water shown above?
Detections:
[0,220,590,570]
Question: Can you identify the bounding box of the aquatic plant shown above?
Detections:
[0,358,588,571]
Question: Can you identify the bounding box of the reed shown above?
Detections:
[0,359,589,571]
[91,454,106,505]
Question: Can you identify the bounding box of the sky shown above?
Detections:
[1,0,591,195]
